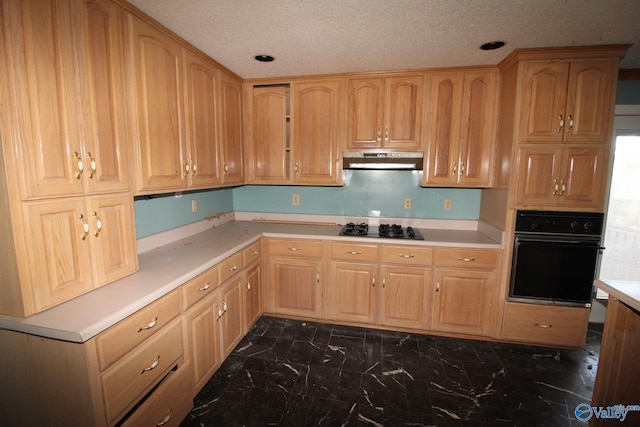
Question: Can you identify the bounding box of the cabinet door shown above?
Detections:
[385,75,423,149]
[87,194,137,287]
[219,72,244,185]
[250,86,288,182]
[380,266,430,329]
[328,262,377,323]
[559,146,607,208]
[267,257,322,318]
[291,80,343,185]
[127,15,186,192]
[347,78,384,149]
[519,63,569,143]
[424,72,464,185]
[183,50,222,188]
[514,147,562,207]
[77,0,130,194]
[22,198,94,312]
[458,71,498,186]
[564,61,617,143]
[218,276,244,358]
[432,269,494,336]
[4,0,85,198]
[244,262,262,331]
[184,294,221,395]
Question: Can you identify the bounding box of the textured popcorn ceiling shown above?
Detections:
[128,0,640,79]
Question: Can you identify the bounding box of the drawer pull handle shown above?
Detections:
[246,280,251,291]
[398,254,415,258]
[215,303,223,320]
[436,276,440,292]
[155,409,173,426]
[197,283,210,292]
[223,300,228,312]
[346,250,362,255]
[228,265,238,271]
[140,356,160,373]
[251,250,259,256]
[137,317,158,332]
[535,323,552,329]
[288,247,302,251]
[457,257,475,262]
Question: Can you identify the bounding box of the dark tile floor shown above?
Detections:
[180,317,602,427]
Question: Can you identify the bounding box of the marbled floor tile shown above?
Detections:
[181,317,602,426]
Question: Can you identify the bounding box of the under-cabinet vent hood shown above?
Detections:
[342,151,423,170]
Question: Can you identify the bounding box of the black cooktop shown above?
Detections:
[339,223,424,240]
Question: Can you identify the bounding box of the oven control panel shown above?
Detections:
[515,210,604,236]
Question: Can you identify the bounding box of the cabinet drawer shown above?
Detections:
[181,266,219,310]
[380,245,433,265]
[102,318,183,424]
[330,242,379,262]
[120,363,193,427]
[268,238,323,258]
[96,290,181,371]
[435,248,499,270]
[219,251,244,283]
[501,302,590,347]
[243,240,262,265]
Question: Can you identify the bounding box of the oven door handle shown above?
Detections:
[515,236,602,247]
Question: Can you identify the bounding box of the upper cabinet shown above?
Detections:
[347,74,423,150]
[519,60,618,143]
[245,78,344,185]
[127,14,187,192]
[423,70,499,187]
[126,13,243,193]
[219,72,245,185]
[183,51,223,188]
[0,0,137,316]
[2,0,130,199]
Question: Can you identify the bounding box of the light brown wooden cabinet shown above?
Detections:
[518,60,617,144]
[514,145,607,208]
[219,72,245,185]
[327,243,431,330]
[423,70,499,187]
[246,79,343,185]
[217,275,245,358]
[265,238,324,319]
[432,248,499,337]
[501,301,590,347]
[347,74,424,150]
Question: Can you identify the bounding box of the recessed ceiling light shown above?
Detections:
[480,41,506,51]
[254,54,274,62]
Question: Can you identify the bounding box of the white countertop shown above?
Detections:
[0,220,501,343]
[594,279,640,312]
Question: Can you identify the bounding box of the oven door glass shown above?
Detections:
[509,237,601,306]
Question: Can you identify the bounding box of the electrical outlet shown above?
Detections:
[444,198,452,210]
[292,194,300,206]
[404,198,412,209]
[191,199,198,212]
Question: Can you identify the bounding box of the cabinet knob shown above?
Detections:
[559,179,566,196]
[139,355,160,374]
[154,409,173,427]
[86,152,97,179]
[436,276,440,292]
[73,151,84,179]
[377,127,382,144]
[566,115,574,133]
[78,214,90,241]
[556,115,565,133]
[553,178,559,196]
[92,211,102,237]
[183,161,190,177]
[452,161,457,176]
[224,164,229,174]
[137,317,158,332]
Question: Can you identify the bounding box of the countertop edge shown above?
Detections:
[594,279,640,312]
[0,221,502,343]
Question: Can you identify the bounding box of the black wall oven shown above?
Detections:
[509,210,604,307]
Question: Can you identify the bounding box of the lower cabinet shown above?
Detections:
[217,276,245,358]
[431,248,500,337]
[265,238,324,319]
[501,301,590,347]
[244,261,262,330]
[327,243,432,330]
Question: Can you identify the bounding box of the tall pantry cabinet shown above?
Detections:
[0,0,138,316]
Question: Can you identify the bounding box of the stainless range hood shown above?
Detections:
[343,151,424,170]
